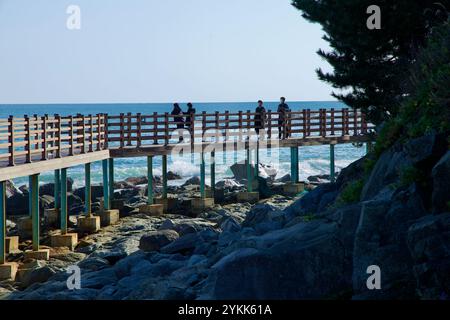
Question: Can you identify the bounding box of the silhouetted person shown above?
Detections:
[184,103,196,129]
[278,97,290,139]
[254,100,266,137]
[171,103,184,142]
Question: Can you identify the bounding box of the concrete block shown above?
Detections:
[17,217,32,239]
[96,209,120,227]
[191,198,215,214]
[154,198,178,212]
[23,249,50,261]
[45,208,59,227]
[50,233,78,251]
[0,263,18,281]
[111,199,125,211]
[5,236,19,254]
[237,192,260,203]
[283,183,305,195]
[78,215,101,234]
[139,204,164,216]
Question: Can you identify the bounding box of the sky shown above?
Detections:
[0,0,334,104]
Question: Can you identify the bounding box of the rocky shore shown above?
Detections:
[1,133,449,300]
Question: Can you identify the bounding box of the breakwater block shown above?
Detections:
[50,233,78,251]
[0,263,18,281]
[78,215,101,234]
[155,198,177,213]
[17,217,32,239]
[139,204,164,216]
[96,209,120,226]
[23,249,50,261]
[5,236,19,254]
[283,183,305,195]
[45,208,59,227]
[237,192,260,203]
[191,198,214,214]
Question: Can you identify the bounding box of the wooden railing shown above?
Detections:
[106,108,373,148]
[0,114,107,166]
[0,108,374,167]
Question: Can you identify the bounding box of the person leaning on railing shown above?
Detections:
[254,100,267,138]
[171,103,184,142]
[277,97,290,139]
[184,103,196,130]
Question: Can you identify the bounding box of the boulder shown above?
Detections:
[139,230,180,252]
[182,176,201,186]
[159,218,217,236]
[74,185,104,202]
[431,151,450,213]
[167,171,182,180]
[39,178,74,196]
[403,132,447,168]
[215,179,242,189]
[230,163,277,182]
[276,174,291,183]
[125,176,148,186]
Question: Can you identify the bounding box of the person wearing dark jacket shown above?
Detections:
[278,97,290,139]
[171,103,184,142]
[184,103,196,129]
[254,100,266,137]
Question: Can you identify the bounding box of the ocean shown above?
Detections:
[0,101,367,188]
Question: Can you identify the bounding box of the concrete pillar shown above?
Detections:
[109,158,114,202]
[330,144,336,183]
[290,147,299,183]
[60,168,68,234]
[210,151,215,199]
[200,152,206,199]
[139,155,164,216]
[102,159,110,210]
[78,163,100,234]
[54,169,60,211]
[162,155,168,200]
[246,148,253,192]
[255,143,260,179]
[0,181,5,265]
[28,176,32,217]
[85,163,92,215]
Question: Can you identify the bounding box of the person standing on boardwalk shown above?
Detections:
[254,100,267,137]
[278,97,290,139]
[171,103,184,142]
[184,103,196,130]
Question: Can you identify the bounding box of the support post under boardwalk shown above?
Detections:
[60,168,68,234]
[28,176,32,217]
[162,155,168,200]
[109,158,114,202]
[210,152,216,198]
[54,170,60,210]
[290,147,299,183]
[330,144,336,183]
[31,174,40,252]
[255,144,260,179]
[247,148,253,192]
[0,181,5,264]
[200,153,206,199]
[147,156,154,205]
[102,160,110,210]
[85,163,92,216]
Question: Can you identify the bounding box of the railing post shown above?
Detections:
[343,108,349,135]
[267,110,272,139]
[55,114,62,158]
[69,115,74,156]
[31,174,40,252]
[361,111,368,134]
[104,114,109,149]
[202,112,206,143]
[0,181,5,265]
[89,114,94,152]
[306,109,311,137]
[97,114,102,151]
[215,111,220,143]
[79,114,85,154]
[153,112,158,145]
[102,159,110,210]
[25,116,32,163]
[246,110,251,140]
[137,113,142,147]
[60,168,68,234]
[8,116,15,166]
[330,108,335,136]
[190,111,195,149]
[238,111,243,142]
[127,112,132,146]
[164,113,169,145]
[147,156,153,205]
[41,115,47,160]
[353,109,358,136]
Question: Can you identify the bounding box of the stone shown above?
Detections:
[431,151,450,213]
[183,176,201,186]
[155,197,178,212]
[191,198,215,214]
[237,192,259,203]
[44,208,59,227]
[17,216,32,239]
[96,209,120,226]
[139,230,180,252]
[160,232,201,255]
[50,233,78,250]
[0,262,18,281]
[215,179,242,189]
[5,236,19,253]
[283,183,305,195]
[78,215,101,234]
[167,171,182,180]
[139,204,164,216]
[73,184,104,202]
[24,249,50,261]
[276,174,291,183]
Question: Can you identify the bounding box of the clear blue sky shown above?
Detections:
[0,0,333,104]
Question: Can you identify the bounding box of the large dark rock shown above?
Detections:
[182,176,201,186]
[139,230,180,252]
[230,163,277,182]
[74,185,104,202]
[404,132,447,168]
[431,151,450,214]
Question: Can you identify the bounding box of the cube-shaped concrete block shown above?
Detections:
[96,210,120,227]
[283,183,305,195]
[23,249,50,261]
[5,236,19,254]
[191,198,215,214]
[50,233,78,251]
[45,208,60,227]
[154,198,178,212]
[139,204,164,217]
[78,216,101,234]
[0,263,18,281]
[237,192,260,203]
[17,217,32,239]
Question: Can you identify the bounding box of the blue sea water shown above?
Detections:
[0,101,367,188]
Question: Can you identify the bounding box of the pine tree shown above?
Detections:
[292,0,449,124]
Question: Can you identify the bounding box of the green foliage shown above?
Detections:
[292,0,450,125]
[337,179,365,205]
